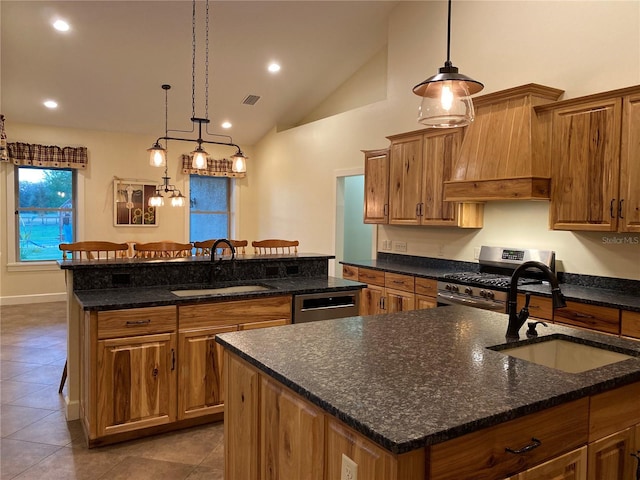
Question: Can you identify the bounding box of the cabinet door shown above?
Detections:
[517,293,553,322]
[97,332,176,436]
[364,149,390,224]
[420,129,462,225]
[385,288,415,313]
[360,285,384,316]
[326,418,397,480]
[415,294,437,310]
[517,446,587,480]
[261,377,324,480]
[553,301,620,335]
[622,310,640,339]
[550,98,622,231]
[388,135,423,225]
[178,325,237,420]
[588,427,635,480]
[619,92,640,232]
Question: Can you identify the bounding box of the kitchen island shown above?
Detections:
[58,253,364,446]
[216,305,640,479]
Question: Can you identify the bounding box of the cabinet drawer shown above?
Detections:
[342,265,359,281]
[621,310,640,339]
[553,301,620,334]
[179,295,292,330]
[517,294,553,321]
[97,306,176,339]
[589,381,640,442]
[429,398,589,480]
[415,277,437,297]
[358,268,385,286]
[239,318,289,330]
[385,272,415,293]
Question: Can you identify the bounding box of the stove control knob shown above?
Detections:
[464,287,473,295]
[486,291,495,300]
[445,284,452,291]
[479,290,486,298]
[451,285,459,293]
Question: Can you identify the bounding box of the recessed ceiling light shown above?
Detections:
[52,19,70,32]
[268,63,281,73]
[44,100,58,109]
[221,121,232,129]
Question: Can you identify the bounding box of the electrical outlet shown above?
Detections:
[393,241,407,252]
[341,454,358,480]
[473,247,481,260]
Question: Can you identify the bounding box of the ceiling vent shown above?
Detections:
[242,94,261,106]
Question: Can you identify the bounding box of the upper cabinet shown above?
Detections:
[536,85,640,232]
[363,149,390,224]
[444,84,564,202]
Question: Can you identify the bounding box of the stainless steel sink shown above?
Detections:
[171,285,272,297]
[489,335,636,373]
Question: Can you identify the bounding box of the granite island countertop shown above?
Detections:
[216,305,640,455]
[73,276,364,311]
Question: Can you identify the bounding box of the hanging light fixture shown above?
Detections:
[148,85,186,208]
[412,0,483,128]
[146,0,247,173]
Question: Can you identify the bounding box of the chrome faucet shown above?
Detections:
[211,239,236,262]
[506,261,566,340]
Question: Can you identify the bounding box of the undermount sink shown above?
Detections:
[171,285,273,297]
[489,335,637,373]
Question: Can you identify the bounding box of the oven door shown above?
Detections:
[437,292,506,312]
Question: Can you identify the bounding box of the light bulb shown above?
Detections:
[232,155,247,173]
[148,194,164,207]
[440,83,454,111]
[191,148,208,169]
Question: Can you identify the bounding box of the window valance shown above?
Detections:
[5,142,88,169]
[181,154,245,178]
[0,115,8,162]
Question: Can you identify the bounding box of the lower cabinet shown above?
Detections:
[587,426,636,479]
[512,447,587,480]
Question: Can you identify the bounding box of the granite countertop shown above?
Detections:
[216,306,640,455]
[341,257,640,312]
[74,276,364,311]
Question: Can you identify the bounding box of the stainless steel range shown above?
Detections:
[437,246,555,312]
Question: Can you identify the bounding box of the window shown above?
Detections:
[15,167,75,261]
[189,175,229,242]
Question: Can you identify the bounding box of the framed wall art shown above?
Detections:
[113,179,158,226]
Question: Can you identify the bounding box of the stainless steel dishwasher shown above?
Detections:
[292,290,360,323]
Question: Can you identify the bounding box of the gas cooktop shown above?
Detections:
[441,272,543,289]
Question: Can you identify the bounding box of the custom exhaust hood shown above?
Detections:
[443,84,564,202]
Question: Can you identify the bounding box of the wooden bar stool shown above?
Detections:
[193,239,248,256]
[252,239,299,255]
[133,241,194,258]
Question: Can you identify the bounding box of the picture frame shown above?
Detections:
[113,179,158,226]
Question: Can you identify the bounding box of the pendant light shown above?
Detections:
[412,0,483,128]
[146,0,248,173]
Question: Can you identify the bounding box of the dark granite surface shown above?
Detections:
[216,306,640,455]
[74,276,365,311]
[341,254,640,312]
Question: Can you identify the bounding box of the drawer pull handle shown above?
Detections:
[392,280,404,284]
[505,438,541,455]
[529,305,540,309]
[574,313,594,319]
[126,319,151,326]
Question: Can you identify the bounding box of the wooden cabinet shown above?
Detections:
[415,277,438,309]
[587,427,635,479]
[342,264,359,281]
[536,85,640,232]
[553,301,620,335]
[428,398,589,480]
[178,296,291,421]
[261,376,325,480]
[514,447,587,480]
[82,306,178,440]
[622,309,640,339]
[388,134,424,225]
[517,293,553,322]
[363,149,390,224]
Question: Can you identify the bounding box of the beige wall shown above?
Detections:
[2,1,639,303]
[245,0,640,280]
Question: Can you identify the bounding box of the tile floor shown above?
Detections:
[1,302,225,480]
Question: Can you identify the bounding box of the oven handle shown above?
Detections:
[437,292,505,312]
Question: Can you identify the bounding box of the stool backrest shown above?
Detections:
[59,241,130,260]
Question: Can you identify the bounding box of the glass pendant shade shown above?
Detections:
[416,80,476,128]
[148,143,166,167]
[191,147,208,169]
[170,191,186,207]
[231,151,247,173]
[148,193,164,207]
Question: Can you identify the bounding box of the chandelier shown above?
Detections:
[412,0,483,128]
[147,0,247,179]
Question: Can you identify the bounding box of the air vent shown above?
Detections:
[242,94,261,106]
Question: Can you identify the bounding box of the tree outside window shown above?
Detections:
[16,167,75,261]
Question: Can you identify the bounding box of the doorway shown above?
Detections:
[335,173,374,277]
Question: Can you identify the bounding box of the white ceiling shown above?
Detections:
[1,1,397,146]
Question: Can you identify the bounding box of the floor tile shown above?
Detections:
[0,438,61,480]
[185,465,224,480]
[9,364,62,386]
[0,380,50,404]
[0,361,41,381]
[95,456,196,480]
[8,410,84,447]
[0,404,54,437]
[8,383,67,411]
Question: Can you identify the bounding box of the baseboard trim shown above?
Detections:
[0,293,66,306]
